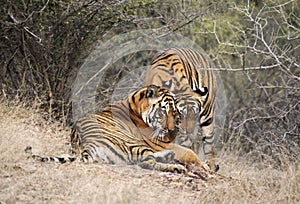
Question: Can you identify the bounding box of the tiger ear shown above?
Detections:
[146,85,159,98]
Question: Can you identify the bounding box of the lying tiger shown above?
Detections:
[27,85,210,173]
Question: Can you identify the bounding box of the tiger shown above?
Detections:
[27,85,210,173]
[144,48,218,171]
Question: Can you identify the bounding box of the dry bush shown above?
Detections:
[211,1,300,167]
[0,0,160,121]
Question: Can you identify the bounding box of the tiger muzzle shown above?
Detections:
[181,107,197,134]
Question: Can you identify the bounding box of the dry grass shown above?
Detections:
[0,100,299,204]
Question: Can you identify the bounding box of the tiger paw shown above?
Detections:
[169,164,187,173]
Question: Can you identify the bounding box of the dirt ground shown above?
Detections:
[0,101,299,204]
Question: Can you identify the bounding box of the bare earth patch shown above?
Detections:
[0,101,299,204]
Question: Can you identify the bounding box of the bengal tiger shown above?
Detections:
[27,85,210,173]
[144,48,218,171]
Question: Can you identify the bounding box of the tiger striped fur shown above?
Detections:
[144,48,217,171]
[28,85,210,172]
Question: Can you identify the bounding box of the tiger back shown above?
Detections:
[144,48,217,170]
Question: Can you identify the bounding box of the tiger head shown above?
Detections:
[129,85,181,142]
[175,93,201,135]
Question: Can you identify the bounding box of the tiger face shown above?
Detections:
[175,93,201,135]
[130,85,181,142]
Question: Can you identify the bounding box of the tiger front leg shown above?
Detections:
[166,143,211,172]
[200,122,219,172]
[153,150,175,163]
[139,154,186,173]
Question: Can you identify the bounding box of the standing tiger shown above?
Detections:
[28,85,210,172]
[144,48,217,171]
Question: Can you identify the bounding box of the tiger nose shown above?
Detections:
[166,109,176,131]
[182,107,196,134]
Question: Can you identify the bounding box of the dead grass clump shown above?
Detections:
[212,152,300,203]
[0,101,299,204]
